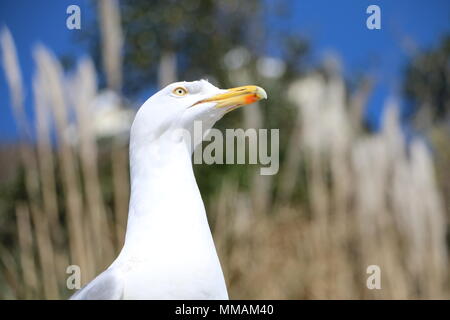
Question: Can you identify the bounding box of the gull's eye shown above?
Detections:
[172,87,188,96]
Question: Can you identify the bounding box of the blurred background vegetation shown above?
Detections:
[0,0,449,299]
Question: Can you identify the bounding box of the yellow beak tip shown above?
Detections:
[256,87,268,100]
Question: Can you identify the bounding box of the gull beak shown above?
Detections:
[193,85,267,111]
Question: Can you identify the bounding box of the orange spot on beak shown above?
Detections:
[245,94,258,104]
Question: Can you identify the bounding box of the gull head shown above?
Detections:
[131,80,267,151]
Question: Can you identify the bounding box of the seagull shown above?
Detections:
[70,80,267,299]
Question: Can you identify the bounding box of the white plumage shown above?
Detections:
[71,80,267,299]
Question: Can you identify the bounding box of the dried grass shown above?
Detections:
[0,16,448,299]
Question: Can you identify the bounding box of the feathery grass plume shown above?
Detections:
[33,73,70,292]
[70,57,114,267]
[97,2,128,251]
[29,203,59,299]
[15,203,38,299]
[158,51,177,88]
[0,243,21,298]
[0,27,25,135]
[33,73,63,248]
[409,140,447,297]
[111,145,129,249]
[349,77,373,132]
[33,45,94,283]
[99,0,123,92]
[0,27,40,203]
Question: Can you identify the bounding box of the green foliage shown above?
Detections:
[404,35,450,125]
[120,0,259,93]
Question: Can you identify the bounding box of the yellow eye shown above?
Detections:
[172,87,188,96]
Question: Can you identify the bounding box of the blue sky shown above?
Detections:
[0,0,449,141]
